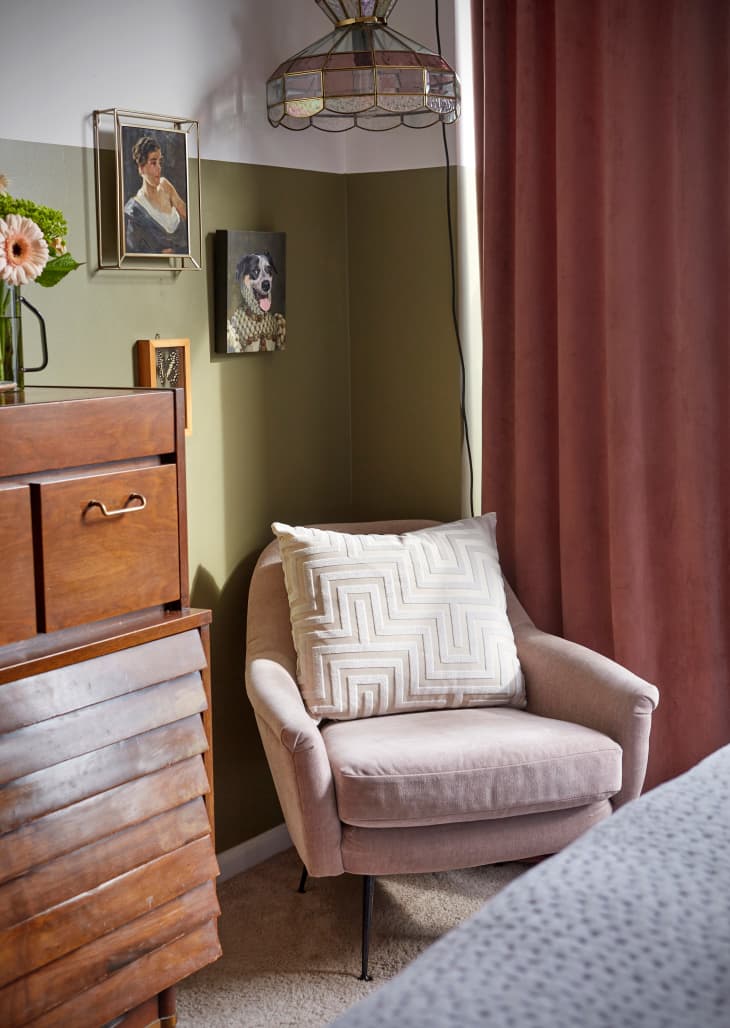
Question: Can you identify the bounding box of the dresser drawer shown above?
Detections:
[0,388,175,478]
[34,464,181,632]
[0,484,37,645]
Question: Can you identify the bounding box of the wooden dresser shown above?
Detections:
[0,386,221,1027]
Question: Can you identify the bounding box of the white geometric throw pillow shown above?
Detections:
[272,515,526,720]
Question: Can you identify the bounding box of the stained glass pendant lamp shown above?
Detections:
[266,0,460,132]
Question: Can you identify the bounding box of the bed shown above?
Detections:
[330,744,730,1027]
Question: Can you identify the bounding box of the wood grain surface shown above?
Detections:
[0,485,37,645]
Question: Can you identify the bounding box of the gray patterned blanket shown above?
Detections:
[331,745,730,1028]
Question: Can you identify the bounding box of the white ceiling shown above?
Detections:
[0,0,471,174]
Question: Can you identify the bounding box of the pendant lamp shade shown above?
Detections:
[266,0,460,132]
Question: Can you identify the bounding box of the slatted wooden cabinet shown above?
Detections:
[0,387,220,1027]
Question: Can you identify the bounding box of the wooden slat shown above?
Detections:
[0,757,209,886]
[0,630,206,733]
[0,716,208,835]
[25,920,221,1028]
[0,798,211,928]
[0,609,211,688]
[0,836,218,987]
[0,674,206,784]
[0,881,219,1025]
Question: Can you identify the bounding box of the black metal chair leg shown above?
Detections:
[359,874,375,981]
[298,865,308,894]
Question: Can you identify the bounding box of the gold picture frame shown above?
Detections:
[135,338,192,435]
[93,108,202,271]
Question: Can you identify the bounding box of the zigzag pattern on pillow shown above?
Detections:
[273,516,526,720]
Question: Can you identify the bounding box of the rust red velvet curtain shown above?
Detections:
[472,0,729,788]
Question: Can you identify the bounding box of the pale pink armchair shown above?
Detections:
[245,521,659,980]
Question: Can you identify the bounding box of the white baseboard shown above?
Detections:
[216,823,292,883]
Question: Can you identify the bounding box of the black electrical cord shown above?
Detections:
[435,0,476,519]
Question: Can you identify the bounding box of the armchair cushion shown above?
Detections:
[321,706,622,828]
[272,515,525,720]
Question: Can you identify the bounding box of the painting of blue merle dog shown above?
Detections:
[215,230,286,354]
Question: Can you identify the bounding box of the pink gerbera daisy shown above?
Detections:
[0,213,49,286]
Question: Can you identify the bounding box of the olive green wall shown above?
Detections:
[347,168,462,523]
[2,138,353,852]
[2,139,462,853]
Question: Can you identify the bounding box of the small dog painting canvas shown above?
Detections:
[215,230,286,353]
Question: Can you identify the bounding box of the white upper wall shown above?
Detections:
[0,0,470,174]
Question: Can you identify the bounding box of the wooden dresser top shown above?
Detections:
[0,385,159,406]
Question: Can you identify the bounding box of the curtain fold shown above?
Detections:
[473,0,730,788]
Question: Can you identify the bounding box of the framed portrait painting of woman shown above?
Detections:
[121,126,190,257]
[93,109,202,271]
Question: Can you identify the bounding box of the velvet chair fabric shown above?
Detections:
[472,0,730,789]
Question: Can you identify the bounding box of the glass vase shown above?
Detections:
[0,281,49,392]
[0,281,24,390]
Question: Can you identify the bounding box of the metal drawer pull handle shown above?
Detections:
[86,493,147,518]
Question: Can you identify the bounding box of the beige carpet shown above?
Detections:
[177,846,526,1027]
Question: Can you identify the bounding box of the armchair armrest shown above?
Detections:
[507,585,659,808]
[246,656,345,877]
[245,543,344,876]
